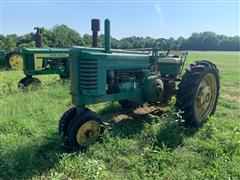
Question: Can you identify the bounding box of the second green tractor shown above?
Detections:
[18,20,101,90]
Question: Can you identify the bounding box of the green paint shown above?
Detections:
[104,19,111,53]
[69,45,183,109]
[0,49,6,67]
[22,48,70,78]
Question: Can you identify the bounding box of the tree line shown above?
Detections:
[0,24,239,52]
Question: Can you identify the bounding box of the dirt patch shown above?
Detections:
[113,114,132,123]
[223,84,240,89]
[222,93,240,101]
[102,105,166,123]
[133,106,157,115]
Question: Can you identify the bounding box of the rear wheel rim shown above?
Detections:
[76,120,101,146]
[9,54,23,70]
[195,73,217,122]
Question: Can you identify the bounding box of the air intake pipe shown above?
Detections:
[91,19,100,48]
[34,27,42,48]
[104,19,111,53]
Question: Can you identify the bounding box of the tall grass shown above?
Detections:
[0,51,239,179]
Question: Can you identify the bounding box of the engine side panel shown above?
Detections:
[70,47,150,106]
[22,48,69,76]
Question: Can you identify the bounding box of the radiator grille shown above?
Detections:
[78,59,98,90]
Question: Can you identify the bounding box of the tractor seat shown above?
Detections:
[158,54,182,64]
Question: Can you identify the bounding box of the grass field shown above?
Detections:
[0,51,239,179]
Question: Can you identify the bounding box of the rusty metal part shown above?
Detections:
[34,27,42,48]
[91,19,100,48]
[162,80,176,103]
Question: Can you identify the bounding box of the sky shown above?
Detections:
[0,0,239,39]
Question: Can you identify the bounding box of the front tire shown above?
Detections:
[18,77,42,91]
[176,60,220,127]
[65,110,104,149]
[59,74,69,80]
[59,107,77,136]
[18,77,28,90]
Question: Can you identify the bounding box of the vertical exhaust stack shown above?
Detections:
[34,27,42,48]
[91,19,100,48]
[104,19,111,53]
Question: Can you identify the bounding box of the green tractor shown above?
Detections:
[18,48,69,90]
[1,27,48,71]
[18,20,101,90]
[18,27,70,90]
[59,19,220,149]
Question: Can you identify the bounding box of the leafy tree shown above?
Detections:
[111,37,119,49]
[3,35,17,51]
[83,34,92,47]
[17,42,35,51]
[41,28,54,47]
[168,37,177,50]
[51,25,84,48]
[176,37,185,50]
[98,35,104,48]
[0,35,4,49]
[0,25,239,51]
[200,32,218,50]
[143,37,155,48]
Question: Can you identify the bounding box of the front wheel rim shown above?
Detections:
[76,120,101,146]
[27,81,41,91]
[195,73,217,122]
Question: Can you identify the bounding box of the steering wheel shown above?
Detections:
[153,38,170,58]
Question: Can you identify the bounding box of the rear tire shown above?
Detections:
[176,60,220,127]
[5,52,23,70]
